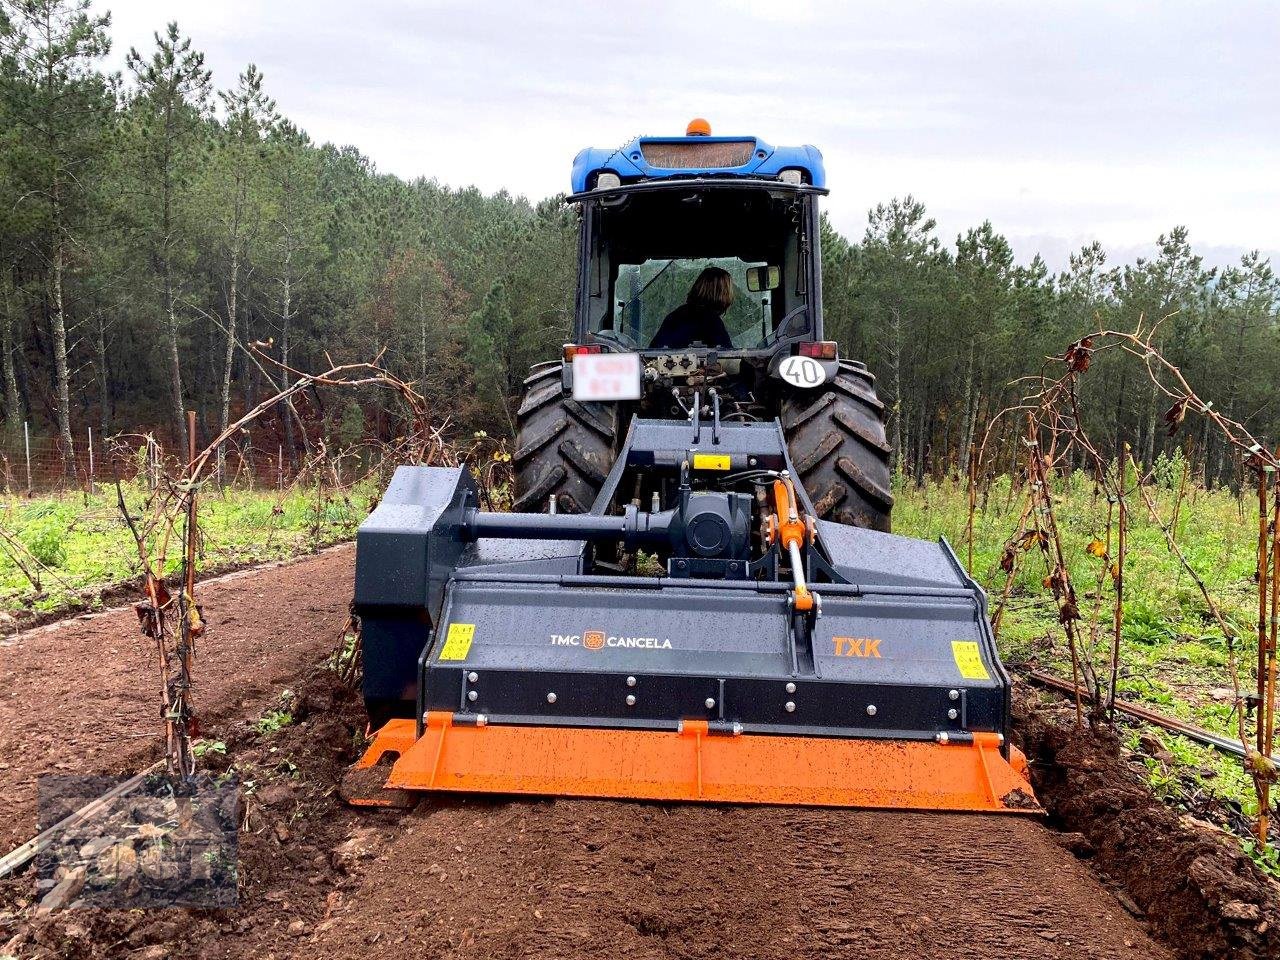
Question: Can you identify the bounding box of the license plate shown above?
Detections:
[572,352,641,401]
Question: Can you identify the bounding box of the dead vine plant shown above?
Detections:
[111,349,468,787]
[972,315,1279,842]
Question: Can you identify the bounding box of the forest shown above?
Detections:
[1,0,1277,485]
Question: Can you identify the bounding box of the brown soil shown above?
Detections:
[1015,689,1280,960]
[0,546,1270,960]
[0,543,355,852]
[300,801,1165,960]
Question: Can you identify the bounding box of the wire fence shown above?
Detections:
[0,424,382,496]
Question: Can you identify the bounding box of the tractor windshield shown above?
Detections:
[615,257,770,349]
[579,185,816,352]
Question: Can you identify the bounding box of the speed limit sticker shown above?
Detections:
[778,355,827,388]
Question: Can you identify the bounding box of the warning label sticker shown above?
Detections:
[951,640,990,681]
[438,622,476,661]
[692,453,730,471]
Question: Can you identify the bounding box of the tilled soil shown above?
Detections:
[1018,696,1280,959]
[307,799,1164,960]
[0,544,355,852]
[0,546,1263,959]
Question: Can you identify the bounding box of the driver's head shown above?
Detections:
[687,267,734,315]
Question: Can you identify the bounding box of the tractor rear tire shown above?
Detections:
[513,364,619,513]
[782,360,894,531]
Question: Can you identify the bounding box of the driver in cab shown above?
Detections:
[650,267,734,350]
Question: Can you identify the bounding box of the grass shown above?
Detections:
[0,475,376,615]
[894,458,1269,827]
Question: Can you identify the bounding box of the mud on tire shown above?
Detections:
[782,360,894,531]
[513,363,619,513]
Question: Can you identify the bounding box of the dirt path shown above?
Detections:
[305,799,1165,960]
[0,544,354,851]
[0,544,1175,959]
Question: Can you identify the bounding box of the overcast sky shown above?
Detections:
[102,0,1279,271]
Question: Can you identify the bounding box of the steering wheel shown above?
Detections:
[593,328,638,351]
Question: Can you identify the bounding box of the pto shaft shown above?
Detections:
[462,505,671,546]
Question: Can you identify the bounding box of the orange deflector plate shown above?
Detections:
[349,713,1040,814]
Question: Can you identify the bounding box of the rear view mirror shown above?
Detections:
[746,265,780,293]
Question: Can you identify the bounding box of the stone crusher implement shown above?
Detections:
[344,408,1039,813]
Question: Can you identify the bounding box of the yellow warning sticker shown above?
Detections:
[692,453,731,471]
[439,623,475,661]
[951,640,990,681]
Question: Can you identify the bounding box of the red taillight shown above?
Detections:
[799,341,838,360]
[562,343,604,361]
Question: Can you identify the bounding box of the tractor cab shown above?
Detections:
[567,121,832,362]
[513,122,890,534]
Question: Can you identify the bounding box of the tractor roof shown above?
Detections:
[570,122,826,194]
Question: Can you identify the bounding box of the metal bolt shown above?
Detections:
[948,689,959,701]
[731,722,743,736]
[947,708,958,720]
[475,714,488,727]
[785,682,797,694]
[748,457,758,467]
[677,559,687,569]
[936,732,950,744]
[865,704,877,717]
[705,697,716,709]
[784,701,795,713]
[547,692,557,704]
[468,672,479,684]
[467,690,478,702]
[626,694,636,706]
[626,676,637,687]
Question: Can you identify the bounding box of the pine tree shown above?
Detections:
[1,0,111,473]
[123,20,211,451]
[205,64,277,478]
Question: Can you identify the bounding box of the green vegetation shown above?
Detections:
[0,477,372,614]
[894,463,1265,821]
[192,739,227,759]
[1243,838,1280,881]
[254,709,293,737]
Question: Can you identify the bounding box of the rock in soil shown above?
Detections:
[36,865,85,913]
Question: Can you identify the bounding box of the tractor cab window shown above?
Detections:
[614,257,772,349]
[581,185,816,352]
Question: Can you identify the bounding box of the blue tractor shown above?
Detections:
[345,123,1038,813]
[513,120,893,532]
